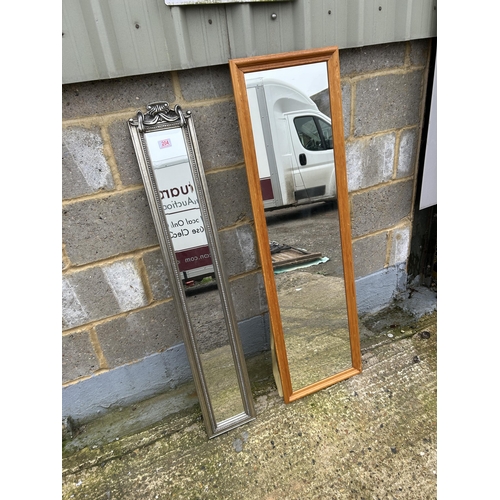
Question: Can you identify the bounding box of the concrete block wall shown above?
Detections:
[62,39,431,423]
[342,40,431,312]
[62,64,268,421]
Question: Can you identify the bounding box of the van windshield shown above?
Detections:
[294,116,333,151]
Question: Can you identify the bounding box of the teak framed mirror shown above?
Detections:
[128,103,255,437]
[229,47,362,403]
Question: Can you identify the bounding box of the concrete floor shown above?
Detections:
[62,288,437,500]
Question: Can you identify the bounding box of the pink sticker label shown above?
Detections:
[158,138,172,149]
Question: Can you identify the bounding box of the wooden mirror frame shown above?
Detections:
[229,47,362,403]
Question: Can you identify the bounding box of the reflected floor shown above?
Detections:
[200,344,245,422]
[275,271,352,391]
[186,289,245,423]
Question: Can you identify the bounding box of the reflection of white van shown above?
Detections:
[246,77,336,210]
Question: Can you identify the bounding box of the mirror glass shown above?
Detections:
[143,128,245,423]
[182,291,245,422]
[230,48,362,403]
[129,104,255,437]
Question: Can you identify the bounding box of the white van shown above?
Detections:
[246,77,336,211]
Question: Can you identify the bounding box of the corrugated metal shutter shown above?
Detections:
[62,0,437,84]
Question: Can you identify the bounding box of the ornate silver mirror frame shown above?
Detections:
[128,102,255,438]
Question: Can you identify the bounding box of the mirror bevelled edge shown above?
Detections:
[229,47,362,404]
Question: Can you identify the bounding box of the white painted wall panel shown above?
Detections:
[420,59,437,210]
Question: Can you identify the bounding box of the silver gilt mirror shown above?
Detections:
[128,102,255,437]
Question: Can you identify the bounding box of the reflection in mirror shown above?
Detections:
[267,206,352,391]
[143,128,246,424]
[230,48,362,403]
[129,103,255,437]
[245,63,352,392]
[183,292,245,422]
